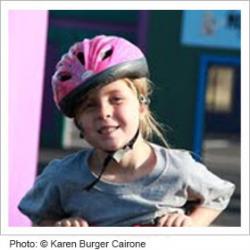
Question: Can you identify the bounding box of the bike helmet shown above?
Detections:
[52,35,149,117]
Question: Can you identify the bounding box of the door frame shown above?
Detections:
[193,54,240,156]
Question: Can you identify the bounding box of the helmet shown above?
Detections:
[52,35,149,117]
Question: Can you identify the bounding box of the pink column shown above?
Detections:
[8,10,48,226]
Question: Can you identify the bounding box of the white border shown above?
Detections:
[1,0,249,10]
[1,0,249,236]
[240,0,250,231]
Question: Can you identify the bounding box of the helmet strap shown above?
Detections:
[108,128,140,163]
[83,128,140,191]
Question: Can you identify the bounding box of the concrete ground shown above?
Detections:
[202,137,241,227]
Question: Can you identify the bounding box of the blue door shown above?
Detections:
[193,55,240,156]
[205,62,240,135]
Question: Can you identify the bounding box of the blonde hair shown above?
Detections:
[123,78,169,148]
[74,77,169,148]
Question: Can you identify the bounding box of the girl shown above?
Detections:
[18,35,235,227]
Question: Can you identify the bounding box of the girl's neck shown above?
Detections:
[89,136,156,183]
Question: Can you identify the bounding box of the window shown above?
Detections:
[206,65,234,113]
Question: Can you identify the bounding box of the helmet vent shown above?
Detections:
[101,48,113,60]
[77,52,85,66]
[58,72,72,81]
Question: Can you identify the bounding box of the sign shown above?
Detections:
[181,10,240,49]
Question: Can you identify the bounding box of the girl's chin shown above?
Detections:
[100,146,120,152]
[97,142,124,152]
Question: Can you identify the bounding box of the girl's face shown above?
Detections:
[76,79,145,152]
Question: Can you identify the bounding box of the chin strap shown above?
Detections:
[83,128,140,191]
[107,128,140,163]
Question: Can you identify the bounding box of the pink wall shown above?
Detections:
[8,10,48,226]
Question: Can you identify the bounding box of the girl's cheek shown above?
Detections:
[77,117,91,132]
[81,121,92,132]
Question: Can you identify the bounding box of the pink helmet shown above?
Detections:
[52,35,149,117]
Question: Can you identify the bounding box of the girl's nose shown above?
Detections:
[97,102,112,119]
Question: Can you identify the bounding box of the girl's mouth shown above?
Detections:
[97,126,120,135]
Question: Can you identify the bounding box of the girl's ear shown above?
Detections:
[139,95,150,105]
[139,102,148,116]
[74,118,82,130]
[74,118,85,139]
[138,95,150,115]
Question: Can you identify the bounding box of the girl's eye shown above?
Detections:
[111,96,124,104]
[82,101,96,110]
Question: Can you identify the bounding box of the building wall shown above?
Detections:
[146,11,240,150]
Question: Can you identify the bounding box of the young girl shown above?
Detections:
[18,35,235,227]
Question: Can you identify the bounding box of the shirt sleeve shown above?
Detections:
[18,161,65,224]
[184,152,235,211]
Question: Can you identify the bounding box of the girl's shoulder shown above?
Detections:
[150,143,200,171]
[39,148,93,178]
[151,143,194,162]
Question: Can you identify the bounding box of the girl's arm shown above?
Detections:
[33,219,59,227]
[189,206,221,226]
[33,217,89,227]
[156,206,221,227]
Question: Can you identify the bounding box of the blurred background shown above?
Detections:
[11,10,241,226]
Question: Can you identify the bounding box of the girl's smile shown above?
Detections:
[97,125,120,136]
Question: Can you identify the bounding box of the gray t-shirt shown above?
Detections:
[18,143,235,226]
